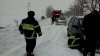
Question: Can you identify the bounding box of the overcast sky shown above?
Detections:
[0,0,74,16]
[29,0,75,18]
[0,0,74,24]
[29,0,74,11]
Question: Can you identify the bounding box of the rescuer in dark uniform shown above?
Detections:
[19,11,42,56]
[82,10,100,56]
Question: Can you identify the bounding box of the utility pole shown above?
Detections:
[28,2,30,11]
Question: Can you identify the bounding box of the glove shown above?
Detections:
[38,33,42,37]
[20,31,23,34]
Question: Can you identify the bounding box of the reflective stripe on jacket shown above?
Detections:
[21,23,40,39]
[19,17,42,39]
[68,35,80,47]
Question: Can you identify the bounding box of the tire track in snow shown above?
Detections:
[34,25,67,56]
[1,24,53,56]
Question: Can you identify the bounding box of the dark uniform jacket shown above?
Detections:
[19,17,42,39]
[82,11,100,41]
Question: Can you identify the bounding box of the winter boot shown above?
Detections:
[26,53,34,56]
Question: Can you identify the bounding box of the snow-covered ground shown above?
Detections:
[0,18,100,56]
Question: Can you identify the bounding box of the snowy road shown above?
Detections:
[0,19,100,56]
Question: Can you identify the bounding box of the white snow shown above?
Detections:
[0,18,100,56]
[0,0,100,56]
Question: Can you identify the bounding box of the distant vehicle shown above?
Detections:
[67,16,84,49]
[51,10,62,24]
[56,15,67,25]
[51,10,67,25]
[52,10,62,18]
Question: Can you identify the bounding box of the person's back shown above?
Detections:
[19,11,42,56]
[82,10,100,56]
[82,10,100,36]
[20,17,41,38]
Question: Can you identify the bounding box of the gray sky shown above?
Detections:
[29,0,74,11]
[0,0,74,20]
[29,0,75,18]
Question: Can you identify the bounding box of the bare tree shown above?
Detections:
[75,0,84,15]
[64,11,73,17]
[68,0,85,16]
[67,0,100,16]
[97,0,100,11]
[84,0,100,11]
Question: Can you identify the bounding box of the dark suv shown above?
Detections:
[67,16,84,37]
[67,16,84,49]
[67,16,100,53]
